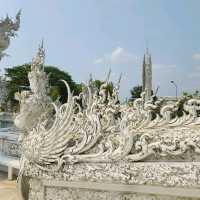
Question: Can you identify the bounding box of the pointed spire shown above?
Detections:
[5,14,9,20]
[39,39,45,53]
[105,68,111,83]
[145,39,149,55]
[31,40,45,71]
[88,73,93,85]
[16,9,21,19]
[142,47,152,101]
[89,73,93,81]
[40,39,44,49]
[13,10,21,31]
[144,48,151,65]
[149,54,152,65]
[143,54,145,65]
[38,39,45,66]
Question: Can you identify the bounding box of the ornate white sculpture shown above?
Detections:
[15,42,51,132]
[0,11,20,111]
[15,45,200,199]
[15,57,200,169]
[0,11,21,60]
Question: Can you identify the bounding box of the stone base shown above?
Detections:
[28,179,200,200]
[22,162,200,200]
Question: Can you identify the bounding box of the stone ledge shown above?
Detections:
[27,177,200,200]
[24,162,200,188]
[43,180,200,198]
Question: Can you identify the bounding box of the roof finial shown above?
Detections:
[89,73,93,81]
[40,38,44,49]
[88,73,93,85]
[31,40,45,71]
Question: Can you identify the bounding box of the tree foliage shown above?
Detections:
[5,63,81,110]
[182,90,200,98]
[130,85,142,101]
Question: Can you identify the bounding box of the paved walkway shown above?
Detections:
[0,172,19,200]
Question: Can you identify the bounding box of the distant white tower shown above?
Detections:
[142,48,152,101]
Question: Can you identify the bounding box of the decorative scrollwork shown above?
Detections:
[14,45,200,173]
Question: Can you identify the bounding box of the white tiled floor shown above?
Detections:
[0,172,19,200]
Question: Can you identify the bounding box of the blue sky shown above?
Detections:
[0,0,200,99]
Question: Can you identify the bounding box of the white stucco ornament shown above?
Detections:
[15,45,200,169]
[15,44,200,200]
[0,11,20,60]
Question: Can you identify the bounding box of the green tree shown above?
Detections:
[182,90,200,98]
[182,91,193,98]
[92,80,114,96]
[5,63,81,110]
[129,85,143,101]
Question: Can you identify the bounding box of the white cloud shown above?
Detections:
[94,47,138,65]
[110,47,138,64]
[93,58,104,64]
[192,53,200,61]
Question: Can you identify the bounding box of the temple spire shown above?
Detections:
[142,48,152,101]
